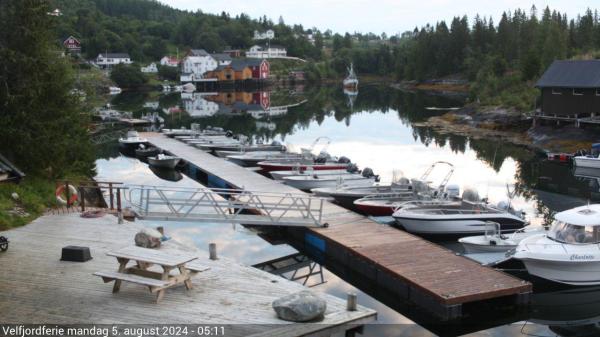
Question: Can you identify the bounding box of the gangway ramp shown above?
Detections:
[126,185,325,227]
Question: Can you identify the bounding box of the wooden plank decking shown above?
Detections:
[0,214,375,336]
[144,132,532,316]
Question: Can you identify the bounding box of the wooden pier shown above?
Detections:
[143,132,532,320]
[0,214,375,335]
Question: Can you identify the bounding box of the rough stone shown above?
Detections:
[272,290,327,322]
[134,228,162,248]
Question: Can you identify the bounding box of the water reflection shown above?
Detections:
[98,85,600,337]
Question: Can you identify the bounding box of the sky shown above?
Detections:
[159,0,594,35]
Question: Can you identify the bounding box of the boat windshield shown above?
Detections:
[549,221,600,244]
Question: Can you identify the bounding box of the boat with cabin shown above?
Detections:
[512,204,600,286]
[118,130,148,149]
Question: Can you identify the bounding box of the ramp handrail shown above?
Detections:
[125,185,325,227]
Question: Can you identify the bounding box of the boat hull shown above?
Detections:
[460,241,518,254]
[283,177,374,191]
[147,157,181,169]
[393,215,525,235]
[521,259,600,286]
[573,156,600,169]
[258,162,349,173]
[271,169,350,181]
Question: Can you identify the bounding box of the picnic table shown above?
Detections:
[94,246,209,303]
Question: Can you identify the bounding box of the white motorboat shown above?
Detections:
[118,130,148,148]
[512,204,600,286]
[459,222,546,253]
[109,86,122,94]
[147,154,182,169]
[343,63,358,88]
[574,155,600,169]
[392,197,527,235]
[182,83,196,93]
[282,171,378,191]
[226,152,304,167]
[271,168,354,181]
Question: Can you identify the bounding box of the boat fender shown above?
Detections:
[56,184,78,205]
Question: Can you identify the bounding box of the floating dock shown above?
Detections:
[0,214,375,335]
[144,132,532,320]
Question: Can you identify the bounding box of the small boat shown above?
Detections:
[343,63,358,89]
[147,154,181,169]
[282,170,379,191]
[149,166,183,182]
[573,143,600,168]
[199,142,286,154]
[258,159,351,172]
[226,152,304,167]
[459,222,546,253]
[118,130,148,148]
[271,168,357,181]
[512,204,600,286]
[182,83,196,93]
[392,198,527,235]
[109,86,122,95]
[135,145,161,158]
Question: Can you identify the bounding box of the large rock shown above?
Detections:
[272,290,327,322]
[134,228,162,248]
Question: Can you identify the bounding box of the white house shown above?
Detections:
[180,49,218,82]
[160,56,179,67]
[253,29,275,40]
[95,53,132,68]
[141,63,158,73]
[246,45,287,59]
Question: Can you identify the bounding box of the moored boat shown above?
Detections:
[459,222,546,253]
[392,197,527,235]
[135,145,161,159]
[226,152,303,167]
[118,130,148,149]
[512,204,600,286]
[282,170,379,191]
[147,154,182,169]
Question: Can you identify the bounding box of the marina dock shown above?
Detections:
[0,213,375,335]
[143,132,532,319]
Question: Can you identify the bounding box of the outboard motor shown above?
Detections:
[362,167,375,178]
[496,200,509,210]
[346,163,359,173]
[315,151,329,164]
[271,140,282,147]
[225,130,234,138]
[462,188,480,202]
[337,156,352,164]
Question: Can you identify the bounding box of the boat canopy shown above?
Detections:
[554,204,600,226]
[548,220,600,244]
[592,143,600,150]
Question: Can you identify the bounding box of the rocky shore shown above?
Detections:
[416,104,599,153]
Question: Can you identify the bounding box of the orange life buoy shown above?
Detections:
[56,184,78,205]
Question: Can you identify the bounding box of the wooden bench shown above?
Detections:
[186,261,210,273]
[94,271,172,290]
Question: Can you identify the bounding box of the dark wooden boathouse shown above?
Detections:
[536,60,600,124]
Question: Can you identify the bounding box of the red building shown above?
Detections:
[246,59,270,79]
[63,36,81,54]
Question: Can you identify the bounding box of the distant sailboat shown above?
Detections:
[343,63,359,89]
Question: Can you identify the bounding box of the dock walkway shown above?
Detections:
[0,214,375,336]
[144,132,532,319]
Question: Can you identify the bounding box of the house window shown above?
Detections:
[573,88,584,96]
[552,88,561,95]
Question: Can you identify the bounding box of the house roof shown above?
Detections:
[211,53,232,62]
[63,35,80,43]
[536,60,600,88]
[98,53,130,59]
[188,49,209,57]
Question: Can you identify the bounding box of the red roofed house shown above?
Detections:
[160,56,180,67]
[63,36,81,54]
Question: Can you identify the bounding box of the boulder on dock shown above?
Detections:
[272,290,327,322]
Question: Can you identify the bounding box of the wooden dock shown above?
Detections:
[144,132,532,320]
[0,214,375,335]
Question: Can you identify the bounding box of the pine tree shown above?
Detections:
[0,0,95,177]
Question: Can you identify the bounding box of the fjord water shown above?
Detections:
[95,85,600,337]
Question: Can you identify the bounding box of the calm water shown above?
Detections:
[94,85,600,337]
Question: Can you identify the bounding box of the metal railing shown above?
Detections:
[125,185,325,227]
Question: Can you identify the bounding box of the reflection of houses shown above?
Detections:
[246,45,287,59]
[181,93,220,117]
[204,59,269,81]
[95,53,132,69]
[535,60,600,126]
[63,36,81,54]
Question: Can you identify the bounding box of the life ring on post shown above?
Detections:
[56,184,78,205]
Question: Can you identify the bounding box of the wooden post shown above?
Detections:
[346,292,357,311]
[109,183,114,210]
[65,181,70,208]
[116,187,123,224]
[209,243,218,260]
[81,188,86,212]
